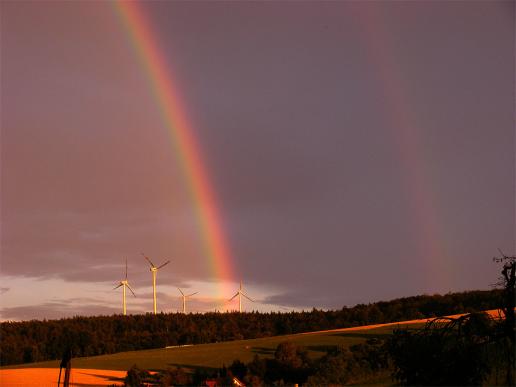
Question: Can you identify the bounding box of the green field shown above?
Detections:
[4,323,421,373]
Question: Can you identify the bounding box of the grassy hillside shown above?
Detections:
[3,323,420,372]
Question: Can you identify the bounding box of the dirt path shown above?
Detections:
[0,368,126,386]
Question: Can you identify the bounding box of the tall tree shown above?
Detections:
[494,251,516,386]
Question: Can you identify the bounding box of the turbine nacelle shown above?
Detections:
[178,287,198,298]
[229,280,254,313]
[141,253,170,271]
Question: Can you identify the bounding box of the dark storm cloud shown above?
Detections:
[0,287,10,294]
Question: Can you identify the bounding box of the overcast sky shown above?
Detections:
[1,1,514,321]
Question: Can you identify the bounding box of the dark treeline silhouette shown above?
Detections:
[0,289,502,366]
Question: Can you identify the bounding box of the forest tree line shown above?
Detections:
[0,289,503,366]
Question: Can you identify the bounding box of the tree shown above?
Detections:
[307,346,352,385]
[274,341,306,369]
[388,313,493,385]
[160,367,192,386]
[229,359,247,380]
[494,251,516,386]
[124,364,150,387]
[271,342,312,384]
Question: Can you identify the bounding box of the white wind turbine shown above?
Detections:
[113,258,136,316]
[229,281,254,313]
[177,287,198,313]
[142,253,170,314]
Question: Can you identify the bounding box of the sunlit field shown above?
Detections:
[0,368,126,387]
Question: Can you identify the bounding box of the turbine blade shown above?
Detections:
[157,260,171,269]
[113,283,123,290]
[241,292,254,302]
[228,292,239,301]
[126,283,136,297]
[125,258,128,279]
[186,292,198,297]
[177,287,184,296]
[141,253,155,267]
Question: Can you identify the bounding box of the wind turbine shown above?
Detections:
[113,258,136,316]
[229,281,254,313]
[142,253,170,314]
[177,287,198,313]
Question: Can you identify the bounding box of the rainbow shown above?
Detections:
[355,6,451,290]
[112,1,235,298]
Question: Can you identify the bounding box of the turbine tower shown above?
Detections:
[229,280,254,313]
[177,287,198,313]
[113,258,136,315]
[142,253,170,314]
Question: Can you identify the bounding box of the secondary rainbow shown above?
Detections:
[112,1,235,296]
[355,6,450,289]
